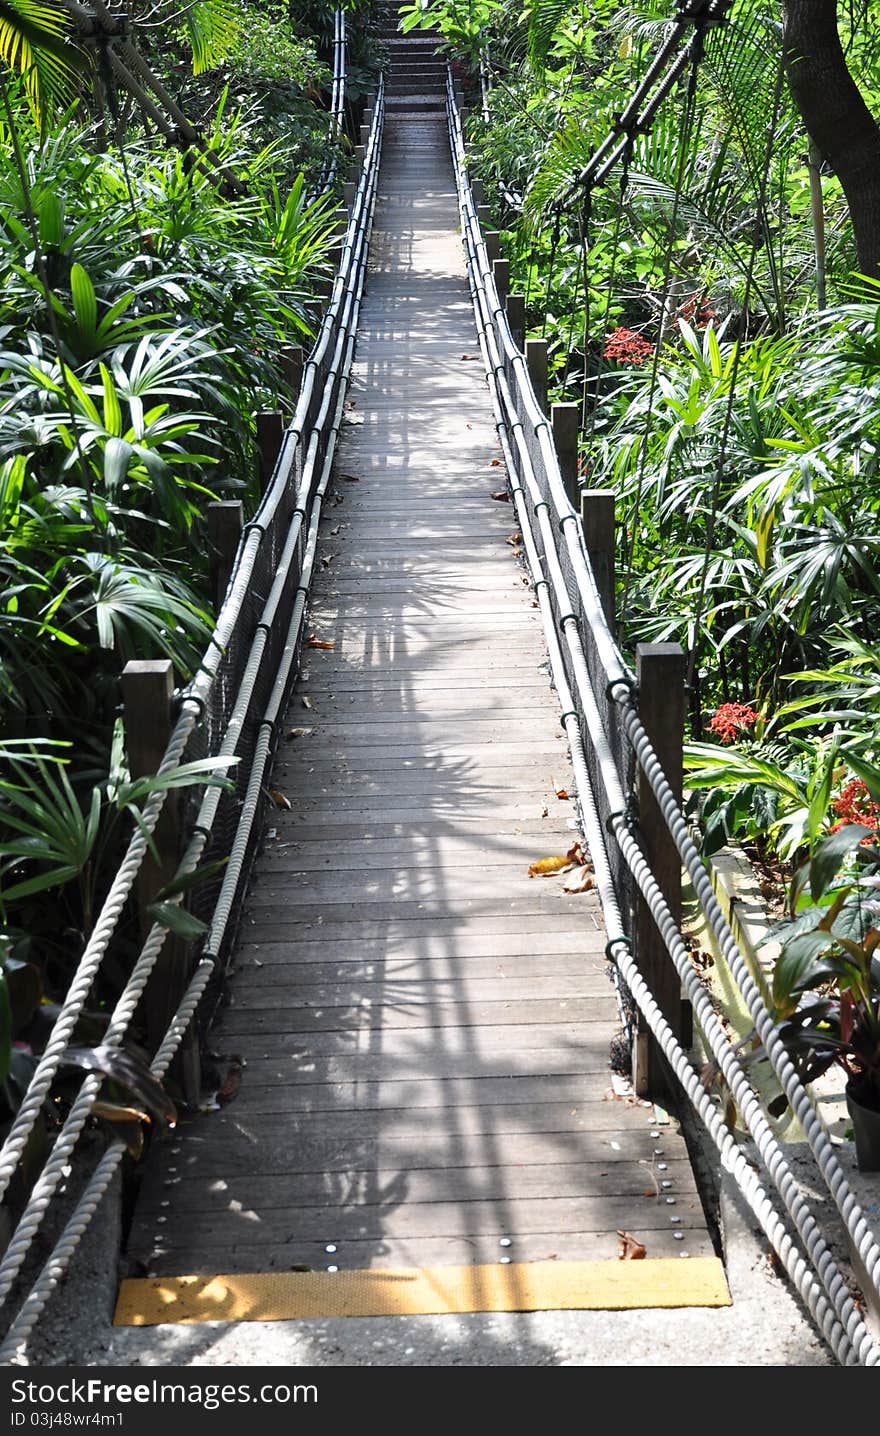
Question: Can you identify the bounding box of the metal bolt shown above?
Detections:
[657,1163,668,1171]
[653,1148,664,1156]
[661,1180,673,1189]
[499,1237,512,1248]
[666,1197,676,1205]
[327,1265,339,1273]
[649,1129,660,1138]
[500,1256,511,1265]
[670,1215,681,1225]
[325,1244,337,1253]
[673,1231,685,1241]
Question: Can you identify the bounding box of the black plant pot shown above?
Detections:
[845,1082,880,1172]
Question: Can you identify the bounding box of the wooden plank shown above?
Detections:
[228,974,609,1003]
[208,1049,618,1085]
[240,911,603,943]
[138,1160,696,1214]
[129,1195,708,1245]
[184,1073,637,1116]
[137,1228,714,1274]
[218,998,615,1036]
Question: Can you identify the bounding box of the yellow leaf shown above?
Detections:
[529,854,573,877]
[268,788,292,810]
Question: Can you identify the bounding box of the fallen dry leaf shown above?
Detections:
[216,1056,243,1106]
[330,524,342,536]
[268,788,292,810]
[528,841,589,879]
[506,532,522,546]
[302,696,314,710]
[529,854,572,877]
[332,493,344,506]
[562,865,595,893]
[490,489,510,502]
[286,727,310,740]
[461,353,479,361]
[555,787,570,800]
[340,473,360,482]
[306,635,336,649]
[617,1230,647,1261]
[320,555,335,569]
[490,457,501,467]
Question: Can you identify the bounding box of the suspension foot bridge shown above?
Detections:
[113,43,724,1330]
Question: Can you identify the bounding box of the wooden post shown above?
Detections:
[122,660,199,1104]
[493,258,509,302]
[476,202,492,232]
[633,642,687,1097]
[354,143,366,169]
[343,180,356,206]
[280,343,304,402]
[526,337,548,414]
[256,410,284,493]
[580,489,615,632]
[551,401,579,508]
[506,293,525,349]
[471,177,484,205]
[206,500,244,613]
[485,229,501,264]
[333,204,349,237]
[359,122,370,146]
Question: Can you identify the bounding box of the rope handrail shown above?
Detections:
[445,69,880,1367]
[0,78,386,1366]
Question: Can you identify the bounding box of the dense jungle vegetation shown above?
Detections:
[0,0,380,1140]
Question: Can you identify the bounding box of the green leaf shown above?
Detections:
[70,263,97,343]
[810,826,873,902]
[103,437,132,490]
[773,929,833,1014]
[145,901,208,941]
[844,752,880,807]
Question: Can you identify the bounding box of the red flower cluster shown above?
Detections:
[603,326,654,366]
[708,702,759,744]
[829,779,880,837]
[680,292,717,328]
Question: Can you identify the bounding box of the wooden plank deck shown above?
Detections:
[125,107,715,1293]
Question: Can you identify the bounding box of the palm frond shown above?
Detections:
[184,0,239,76]
[0,0,82,121]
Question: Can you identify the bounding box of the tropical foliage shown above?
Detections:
[431,0,880,867]
[0,1,379,1155]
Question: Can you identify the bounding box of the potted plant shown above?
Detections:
[769,822,880,1169]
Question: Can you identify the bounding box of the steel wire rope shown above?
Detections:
[619,36,704,623]
[583,135,633,441]
[682,55,787,714]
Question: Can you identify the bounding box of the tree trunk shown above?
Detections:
[782,0,880,279]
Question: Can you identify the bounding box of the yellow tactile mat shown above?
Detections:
[115,1257,730,1325]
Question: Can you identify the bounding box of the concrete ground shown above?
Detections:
[19,1169,833,1367]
